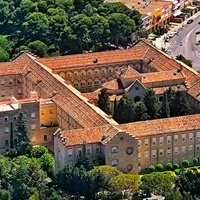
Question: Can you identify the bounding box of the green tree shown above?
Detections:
[0,47,9,62]
[117,94,135,123]
[143,89,160,119]
[16,112,31,155]
[134,101,150,121]
[141,172,175,197]
[28,40,48,57]
[170,91,192,116]
[108,173,140,197]
[108,13,135,47]
[97,88,110,114]
[71,14,92,52]
[161,92,170,118]
[176,54,193,68]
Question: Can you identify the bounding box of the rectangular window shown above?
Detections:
[67,149,72,157]
[96,147,99,153]
[18,89,22,95]
[159,149,164,156]
[145,139,149,147]
[152,138,156,146]
[5,127,9,133]
[196,132,200,140]
[167,136,171,144]
[167,148,171,155]
[189,145,193,152]
[86,148,91,155]
[182,146,186,153]
[159,137,164,145]
[174,147,178,154]
[182,134,186,142]
[31,112,35,118]
[189,133,193,141]
[152,150,157,157]
[138,140,141,148]
[31,124,36,130]
[44,135,48,141]
[144,151,149,158]
[174,135,178,143]
[196,145,200,151]
[5,140,9,147]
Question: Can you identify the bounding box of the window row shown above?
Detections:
[143,145,200,158]
[4,123,36,133]
[4,112,36,122]
[141,133,200,147]
[1,79,21,85]
[67,147,100,157]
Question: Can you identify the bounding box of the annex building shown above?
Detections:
[1,40,200,173]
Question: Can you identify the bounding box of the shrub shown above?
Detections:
[191,166,198,172]
[175,169,180,175]
[166,163,173,171]
[173,163,179,170]
[155,164,164,172]
[148,165,155,173]
[182,160,190,168]
[193,158,199,166]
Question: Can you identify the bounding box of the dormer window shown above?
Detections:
[9,80,13,84]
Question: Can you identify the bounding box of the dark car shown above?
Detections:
[187,19,193,24]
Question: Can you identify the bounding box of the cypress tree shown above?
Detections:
[10,122,14,149]
[143,89,160,119]
[97,88,110,114]
[16,112,31,155]
[113,97,118,121]
[161,92,170,118]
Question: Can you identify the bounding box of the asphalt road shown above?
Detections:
[168,14,200,70]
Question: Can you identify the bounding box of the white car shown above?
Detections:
[168,32,176,38]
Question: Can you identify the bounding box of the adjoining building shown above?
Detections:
[1,40,200,173]
[106,0,173,32]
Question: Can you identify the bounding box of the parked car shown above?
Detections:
[187,19,193,24]
[168,32,176,38]
[165,37,170,42]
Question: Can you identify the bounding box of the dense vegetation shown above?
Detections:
[2,111,200,200]
[176,54,193,68]
[110,88,193,123]
[0,0,143,61]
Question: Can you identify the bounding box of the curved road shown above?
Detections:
[168,14,200,70]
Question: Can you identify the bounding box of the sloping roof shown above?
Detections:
[36,44,144,70]
[141,70,185,84]
[121,66,141,79]
[152,84,187,94]
[102,78,124,90]
[188,80,200,102]
[59,126,118,146]
[118,114,200,137]
[22,60,118,128]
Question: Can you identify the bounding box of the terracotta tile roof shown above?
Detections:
[59,126,118,146]
[142,70,185,85]
[82,92,99,100]
[0,53,34,76]
[102,79,124,90]
[36,42,147,70]
[121,67,141,79]
[118,114,200,137]
[22,60,117,128]
[188,81,200,101]
[152,85,187,94]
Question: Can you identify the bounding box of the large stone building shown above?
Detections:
[1,40,200,173]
